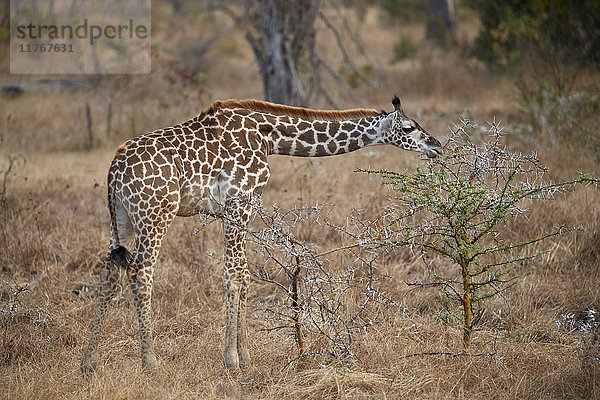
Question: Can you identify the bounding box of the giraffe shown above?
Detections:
[81,96,442,372]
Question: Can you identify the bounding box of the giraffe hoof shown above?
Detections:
[238,349,250,368]
[142,352,158,370]
[81,353,97,376]
[224,349,239,369]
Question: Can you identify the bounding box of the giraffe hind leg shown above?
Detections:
[127,214,175,370]
[81,198,133,375]
[128,260,159,370]
[81,252,122,375]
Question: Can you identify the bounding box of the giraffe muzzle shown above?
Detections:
[423,137,443,158]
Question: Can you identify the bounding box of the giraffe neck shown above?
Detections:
[266,114,387,157]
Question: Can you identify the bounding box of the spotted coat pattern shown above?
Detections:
[81,97,442,372]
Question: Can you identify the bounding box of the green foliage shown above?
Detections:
[391,35,419,62]
[360,119,598,347]
[192,71,207,86]
[468,0,600,69]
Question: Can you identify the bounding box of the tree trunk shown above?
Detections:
[245,0,321,106]
[461,260,472,348]
[425,0,456,46]
[292,256,304,358]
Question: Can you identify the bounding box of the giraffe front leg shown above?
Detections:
[222,198,253,369]
[130,266,158,370]
[237,271,251,368]
[224,279,240,368]
[81,256,121,375]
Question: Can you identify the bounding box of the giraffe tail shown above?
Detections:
[110,246,133,270]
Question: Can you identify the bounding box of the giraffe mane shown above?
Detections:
[202,99,380,121]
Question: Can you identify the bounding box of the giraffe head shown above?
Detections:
[380,97,442,158]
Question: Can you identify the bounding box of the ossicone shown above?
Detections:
[391,96,404,114]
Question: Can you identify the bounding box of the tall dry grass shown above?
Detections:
[1,3,599,399]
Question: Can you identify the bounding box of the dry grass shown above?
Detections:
[1,3,599,399]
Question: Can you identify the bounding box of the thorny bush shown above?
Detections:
[209,198,405,367]
[354,119,598,347]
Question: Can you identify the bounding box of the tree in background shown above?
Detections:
[243,0,460,105]
[244,0,320,106]
[215,0,373,107]
[468,0,600,94]
[425,0,456,45]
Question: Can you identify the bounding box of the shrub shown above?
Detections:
[359,119,598,347]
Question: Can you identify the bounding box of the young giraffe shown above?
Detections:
[81,96,442,372]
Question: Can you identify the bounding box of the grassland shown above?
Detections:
[1,4,599,399]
